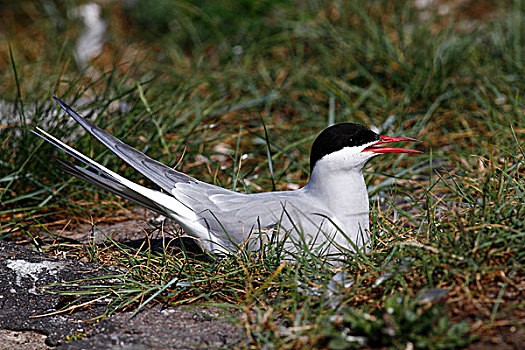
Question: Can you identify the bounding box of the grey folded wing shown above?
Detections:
[171,183,311,249]
[51,97,319,251]
[52,97,196,193]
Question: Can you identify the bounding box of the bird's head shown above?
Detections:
[310,123,422,173]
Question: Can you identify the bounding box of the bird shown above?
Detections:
[33,97,422,259]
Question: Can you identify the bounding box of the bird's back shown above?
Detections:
[171,183,362,256]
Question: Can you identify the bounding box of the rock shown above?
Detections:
[0,241,243,349]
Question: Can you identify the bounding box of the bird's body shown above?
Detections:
[34,97,421,258]
[168,169,371,255]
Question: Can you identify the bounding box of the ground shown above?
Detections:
[0,239,243,349]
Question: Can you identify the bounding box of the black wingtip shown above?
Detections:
[52,96,68,109]
[51,96,86,124]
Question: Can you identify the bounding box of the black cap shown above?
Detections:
[310,123,380,172]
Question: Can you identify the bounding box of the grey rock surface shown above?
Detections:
[0,241,243,349]
[58,307,242,350]
[0,329,50,350]
[0,241,108,346]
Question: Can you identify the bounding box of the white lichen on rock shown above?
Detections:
[6,259,63,294]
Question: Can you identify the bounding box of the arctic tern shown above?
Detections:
[34,97,422,258]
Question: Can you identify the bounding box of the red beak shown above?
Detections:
[362,135,423,154]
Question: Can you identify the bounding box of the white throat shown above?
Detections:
[305,146,375,210]
[302,147,375,250]
[305,159,369,214]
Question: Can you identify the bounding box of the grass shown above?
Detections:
[1,0,523,348]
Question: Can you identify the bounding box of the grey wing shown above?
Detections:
[52,97,287,239]
[52,97,313,250]
[55,157,168,215]
[171,183,296,247]
[53,97,195,193]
